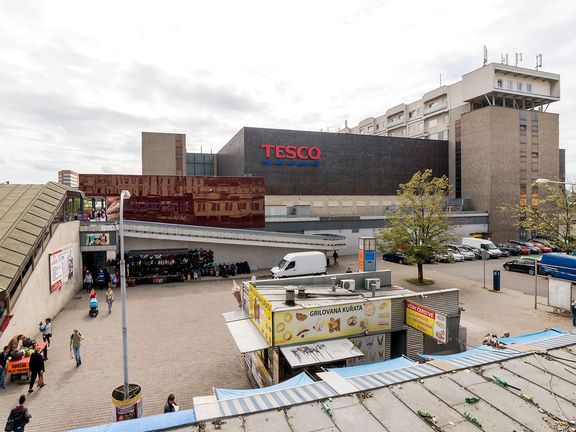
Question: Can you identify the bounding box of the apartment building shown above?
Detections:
[341,62,562,240]
[57,169,79,188]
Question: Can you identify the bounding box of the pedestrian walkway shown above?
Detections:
[0,281,250,432]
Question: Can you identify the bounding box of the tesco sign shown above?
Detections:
[260,144,321,166]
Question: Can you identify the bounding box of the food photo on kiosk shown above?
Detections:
[223,269,462,388]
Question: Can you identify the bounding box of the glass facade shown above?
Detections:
[186,153,215,176]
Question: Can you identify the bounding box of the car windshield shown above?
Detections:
[277,259,288,269]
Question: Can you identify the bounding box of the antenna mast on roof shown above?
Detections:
[515,52,522,67]
[535,53,543,70]
[483,45,488,66]
[500,53,509,65]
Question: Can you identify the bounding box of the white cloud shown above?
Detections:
[0,0,574,183]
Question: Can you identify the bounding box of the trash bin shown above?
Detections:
[493,270,501,292]
[112,384,143,422]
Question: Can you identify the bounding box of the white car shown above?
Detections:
[452,245,475,260]
[446,247,465,262]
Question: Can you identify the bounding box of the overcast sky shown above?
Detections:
[1,0,575,184]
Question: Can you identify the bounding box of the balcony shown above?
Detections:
[423,101,448,116]
[386,117,405,129]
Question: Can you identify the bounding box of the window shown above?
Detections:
[375,124,379,130]
[417,107,422,116]
[285,261,295,270]
[444,114,449,124]
[409,110,416,118]
[367,126,373,132]
[442,130,449,140]
[428,118,438,128]
[496,79,503,88]
[360,129,365,134]
[516,81,523,91]
[526,83,533,93]
[507,80,513,89]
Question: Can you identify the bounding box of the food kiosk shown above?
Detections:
[224,273,412,387]
[6,342,48,382]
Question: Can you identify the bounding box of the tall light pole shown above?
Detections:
[119,190,131,400]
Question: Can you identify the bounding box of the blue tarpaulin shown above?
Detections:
[214,372,315,400]
[67,409,196,432]
[327,356,415,378]
[499,328,567,345]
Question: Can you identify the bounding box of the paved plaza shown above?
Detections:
[0,280,251,431]
[0,255,574,431]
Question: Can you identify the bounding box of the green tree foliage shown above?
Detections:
[378,170,452,284]
[502,182,576,251]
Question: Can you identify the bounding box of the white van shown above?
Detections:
[461,237,502,258]
[271,251,327,278]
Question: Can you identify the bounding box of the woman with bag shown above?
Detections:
[27,346,45,394]
[38,318,52,360]
[5,394,31,431]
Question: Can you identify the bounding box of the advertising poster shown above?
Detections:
[86,233,110,246]
[273,298,391,346]
[49,246,74,292]
[247,283,273,345]
[405,300,447,344]
[347,333,387,366]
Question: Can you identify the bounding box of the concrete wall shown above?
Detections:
[142,132,186,176]
[461,107,559,242]
[125,237,321,272]
[0,222,82,346]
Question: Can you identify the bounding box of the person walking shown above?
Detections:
[27,346,44,394]
[83,271,93,293]
[571,298,576,327]
[6,395,31,432]
[164,394,179,413]
[332,250,339,266]
[0,346,8,389]
[39,318,52,360]
[105,286,114,314]
[69,329,83,367]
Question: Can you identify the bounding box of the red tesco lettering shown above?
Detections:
[261,144,321,160]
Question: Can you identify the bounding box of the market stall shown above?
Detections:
[6,342,47,381]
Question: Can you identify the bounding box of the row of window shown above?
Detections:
[359,112,449,135]
[496,79,533,93]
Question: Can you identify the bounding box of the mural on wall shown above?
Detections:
[79,175,265,229]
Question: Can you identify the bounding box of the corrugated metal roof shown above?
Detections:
[0,182,69,291]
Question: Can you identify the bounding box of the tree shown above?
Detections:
[502,182,576,251]
[378,170,453,285]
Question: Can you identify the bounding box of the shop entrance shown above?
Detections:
[82,251,108,277]
[390,330,406,358]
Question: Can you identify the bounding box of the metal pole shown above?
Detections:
[120,191,130,400]
[534,260,538,310]
[483,256,486,289]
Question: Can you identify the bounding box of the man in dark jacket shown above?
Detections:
[8,394,31,431]
[27,346,44,393]
[0,345,8,389]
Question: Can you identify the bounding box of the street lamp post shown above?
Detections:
[535,178,576,186]
[119,190,131,400]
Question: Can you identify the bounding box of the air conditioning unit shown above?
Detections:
[365,278,381,291]
[341,279,356,291]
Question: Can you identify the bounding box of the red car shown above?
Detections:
[500,242,531,255]
[527,240,552,253]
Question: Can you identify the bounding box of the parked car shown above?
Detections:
[498,249,511,257]
[498,243,529,255]
[461,237,502,258]
[530,238,561,252]
[502,257,542,275]
[526,240,552,253]
[382,252,408,264]
[447,245,475,260]
[434,251,453,263]
[459,245,482,259]
[509,240,541,254]
[445,246,465,262]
